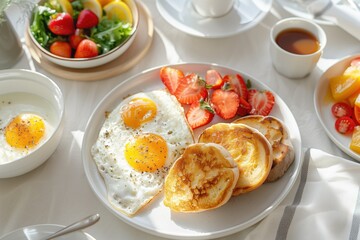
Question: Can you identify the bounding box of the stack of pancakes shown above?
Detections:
[163,115,295,213]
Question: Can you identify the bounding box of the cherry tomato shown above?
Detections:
[331,102,353,118]
[335,116,355,134]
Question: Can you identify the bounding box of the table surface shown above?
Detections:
[2,0,360,239]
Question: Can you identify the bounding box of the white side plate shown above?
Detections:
[314,54,360,162]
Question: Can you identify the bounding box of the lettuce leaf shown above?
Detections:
[90,19,133,54]
[30,5,64,49]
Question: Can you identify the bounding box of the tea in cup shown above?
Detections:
[270,18,327,78]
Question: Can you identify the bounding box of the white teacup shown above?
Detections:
[269,17,327,79]
[192,0,235,18]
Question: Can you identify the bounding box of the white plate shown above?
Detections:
[275,0,350,26]
[156,0,273,38]
[314,54,360,161]
[82,63,302,239]
[0,224,95,240]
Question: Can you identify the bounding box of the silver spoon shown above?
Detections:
[41,214,100,240]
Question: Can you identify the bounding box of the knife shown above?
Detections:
[298,0,360,41]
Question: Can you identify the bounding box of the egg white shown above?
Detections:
[91,90,194,216]
[0,93,56,164]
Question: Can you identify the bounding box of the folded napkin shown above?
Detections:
[230,148,360,240]
[305,0,360,41]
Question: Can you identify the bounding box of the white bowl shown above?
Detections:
[0,224,95,240]
[28,0,139,69]
[0,69,64,178]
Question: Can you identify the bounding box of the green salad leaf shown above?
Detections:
[71,0,83,20]
[90,19,133,54]
[30,5,64,48]
[43,0,62,12]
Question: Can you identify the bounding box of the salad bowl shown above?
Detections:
[27,0,139,69]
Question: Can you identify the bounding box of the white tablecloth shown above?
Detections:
[2,1,360,239]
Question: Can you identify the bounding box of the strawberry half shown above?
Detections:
[223,74,249,101]
[74,39,99,58]
[50,41,72,58]
[160,67,184,94]
[248,89,275,116]
[69,29,85,49]
[237,97,251,117]
[76,9,99,29]
[210,89,240,120]
[174,73,208,105]
[186,99,215,129]
[205,69,224,89]
[48,13,75,36]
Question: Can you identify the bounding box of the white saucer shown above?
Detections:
[156,0,273,38]
[275,0,350,25]
[0,224,95,240]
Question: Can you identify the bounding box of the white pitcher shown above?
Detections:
[0,13,23,69]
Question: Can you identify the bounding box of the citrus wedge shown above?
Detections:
[103,1,133,25]
[121,0,132,7]
[350,126,360,154]
[347,90,360,107]
[82,0,103,19]
[330,74,360,101]
[58,0,73,16]
[97,0,114,7]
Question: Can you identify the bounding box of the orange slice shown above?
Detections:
[58,0,73,15]
[350,126,360,154]
[97,0,114,6]
[103,1,133,25]
[330,74,360,101]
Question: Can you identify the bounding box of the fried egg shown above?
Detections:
[0,93,56,164]
[91,90,194,216]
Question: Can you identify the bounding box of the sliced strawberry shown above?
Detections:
[76,9,99,29]
[48,13,75,36]
[49,41,72,58]
[160,67,184,94]
[210,89,240,120]
[236,74,249,101]
[205,69,224,89]
[69,29,85,49]
[237,97,251,117]
[248,89,275,116]
[223,74,249,101]
[186,99,215,129]
[174,73,208,105]
[74,39,98,58]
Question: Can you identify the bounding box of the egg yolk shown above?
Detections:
[124,133,168,172]
[121,98,157,129]
[5,114,45,149]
